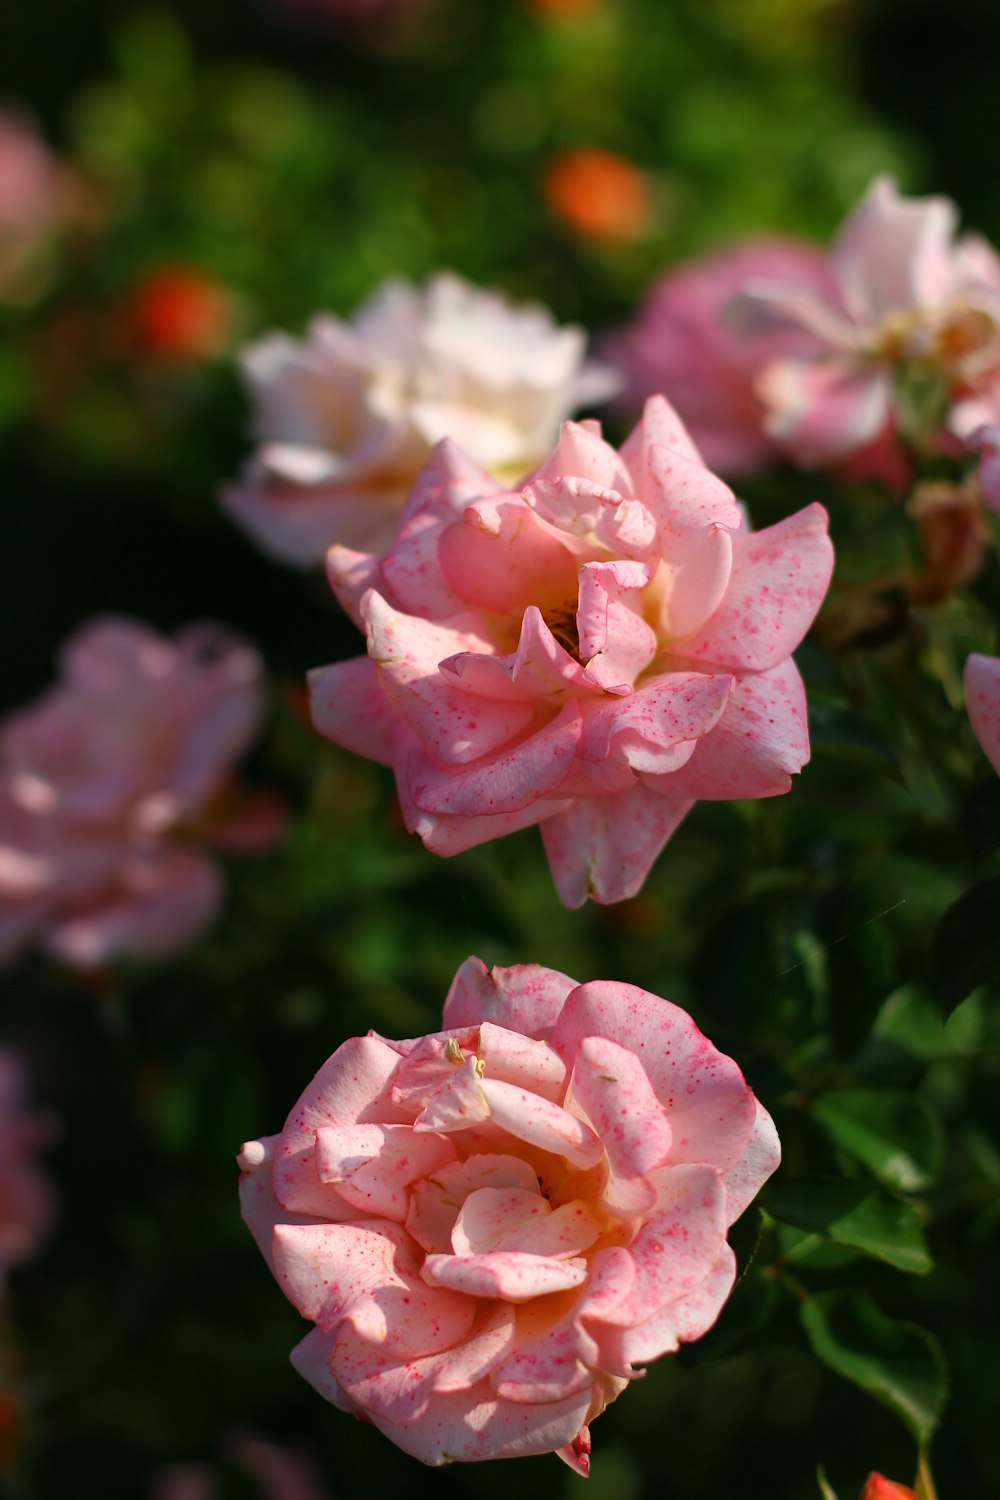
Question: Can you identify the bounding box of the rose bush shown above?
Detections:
[309,396,834,906]
[0,616,283,967]
[238,957,779,1470]
[223,271,616,566]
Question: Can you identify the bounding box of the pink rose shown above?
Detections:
[603,238,837,476]
[239,957,779,1470]
[222,271,617,567]
[734,177,1000,467]
[969,423,1000,514]
[0,108,66,302]
[964,652,1000,775]
[0,1049,56,1283]
[0,617,284,968]
[310,397,833,906]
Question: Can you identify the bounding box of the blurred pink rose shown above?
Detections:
[0,108,65,301]
[969,423,1000,514]
[310,397,833,906]
[151,1433,333,1500]
[603,238,837,476]
[0,617,284,969]
[239,957,779,1469]
[0,1049,55,1285]
[964,652,1000,775]
[222,271,617,567]
[735,177,1000,467]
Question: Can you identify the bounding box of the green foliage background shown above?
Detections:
[1,1,998,1496]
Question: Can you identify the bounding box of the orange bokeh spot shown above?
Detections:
[125,266,234,361]
[860,1475,915,1500]
[544,148,650,243]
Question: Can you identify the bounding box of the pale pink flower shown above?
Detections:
[964,652,1000,775]
[603,237,837,477]
[969,424,1000,515]
[0,1049,55,1286]
[0,617,284,969]
[0,108,65,301]
[239,957,779,1470]
[735,176,1000,468]
[309,397,833,906]
[222,271,618,567]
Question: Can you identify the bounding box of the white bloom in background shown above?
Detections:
[222,271,618,567]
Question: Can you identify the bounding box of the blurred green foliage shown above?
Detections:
[1,2,998,1498]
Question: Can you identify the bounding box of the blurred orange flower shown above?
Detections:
[544,147,650,243]
[860,1476,915,1500]
[124,266,236,361]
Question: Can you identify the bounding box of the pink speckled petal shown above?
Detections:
[314,1124,457,1220]
[476,1021,567,1100]
[494,1315,598,1403]
[647,658,809,802]
[478,1076,603,1167]
[722,1097,781,1224]
[577,561,657,693]
[618,1243,737,1365]
[406,1155,542,1255]
[438,496,578,614]
[324,544,382,628]
[274,1034,409,1217]
[603,1165,727,1327]
[441,956,578,1039]
[965,652,1000,775]
[674,504,833,671]
[644,444,744,537]
[401,703,582,817]
[238,1136,314,1273]
[451,1186,549,1255]
[659,524,734,641]
[579,672,733,779]
[366,1379,592,1467]
[567,1036,673,1217]
[273,1219,475,1355]
[365,594,534,764]
[440,607,600,705]
[540,782,694,908]
[550,981,757,1171]
[413,1057,492,1133]
[533,418,632,491]
[422,1250,588,1301]
[308,658,395,767]
[620,394,706,476]
[397,776,570,858]
[289,1327,357,1414]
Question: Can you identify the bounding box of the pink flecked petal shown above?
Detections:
[618,1243,737,1365]
[658,523,734,641]
[603,1165,727,1327]
[308,658,395,767]
[567,1036,673,1217]
[620,394,706,474]
[330,1303,516,1424]
[273,1219,475,1355]
[578,672,733,779]
[648,659,809,802]
[401,703,582,817]
[722,1098,781,1224]
[439,607,600,705]
[450,1186,549,1255]
[396,772,570,858]
[406,1155,542,1254]
[413,1057,492,1134]
[441,956,578,1039]
[438,496,578,614]
[496,1199,604,1259]
[533,418,632,492]
[540,782,694,908]
[964,652,1000,775]
[422,1250,588,1301]
[477,1076,603,1167]
[324,544,383,628]
[758,357,891,466]
[47,847,222,968]
[364,593,534,764]
[314,1124,457,1220]
[494,1315,598,1403]
[833,175,959,322]
[643,443,744,537]
[550,981,757,1171]
[476,1020,567,1101]
[367,1379,592,1467]
[274,1034,409,1217]
[577,560,657,693]
[289,1327,358,1414]
[673,504,833,672]
[238,1135,313,1273]
[525,477,658,562]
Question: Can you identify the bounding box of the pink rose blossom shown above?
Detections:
[734,177,1000,468]
[223,271,618,567]
[603,238,837,477]
[309,397,833,906]
[239,957,779,1470]
[964,652,1000,776]
[0,1049,56,1285]
[0,108,66,301]
[0,617,284,968]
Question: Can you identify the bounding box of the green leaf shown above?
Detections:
[929,876,1000,1013]
[801,1291,948,1446]
[764,1177,932,1273]
[812,1089,943,1192]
